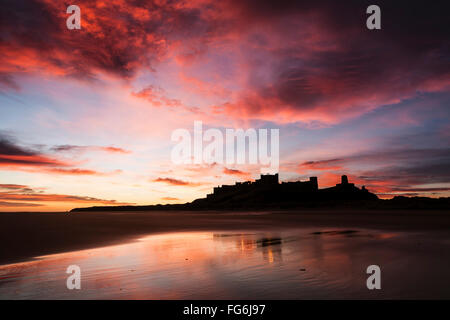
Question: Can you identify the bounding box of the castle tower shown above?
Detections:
[259,173,279,185]
[309,176,318,190]
[341,175,348,185]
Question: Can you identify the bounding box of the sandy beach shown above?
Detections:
[1,209,450,265]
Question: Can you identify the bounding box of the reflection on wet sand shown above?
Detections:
[1,228,450,299]
[214,234,284,264]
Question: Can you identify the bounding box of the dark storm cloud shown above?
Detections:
[0,136,35,156]
[223,0,450,122]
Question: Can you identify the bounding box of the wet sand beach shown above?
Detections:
[1,210,450,299]
[1,209,450,265]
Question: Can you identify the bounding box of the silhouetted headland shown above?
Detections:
[71,174,450,212]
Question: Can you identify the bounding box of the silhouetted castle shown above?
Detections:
[199,173,377,208]
[70,172,450,212]
[208,173,319,198]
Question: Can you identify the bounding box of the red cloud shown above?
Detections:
[153,177,203,187]
[45,168,100,175]
[0,183,133,207]
[0,154,67,167]
[0,136,113,176]
[1,0,167,84]
[0,201,43,207]
[0,192,131,204]
[51,145,130,154]
[223,167,251,179]
[1,0,447,126]
[298,159,343,172]
[102,146,130,154]
[132,86,183,108]
[0,184,31,190]
[132,85,202,114]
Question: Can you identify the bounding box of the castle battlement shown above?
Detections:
[207,173,321,198]
[206,173,373,202]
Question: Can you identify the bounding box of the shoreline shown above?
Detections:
[1,209,450,265]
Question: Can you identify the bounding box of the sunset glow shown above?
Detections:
[1,0,449,211]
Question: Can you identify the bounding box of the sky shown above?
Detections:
[0,0,449,211]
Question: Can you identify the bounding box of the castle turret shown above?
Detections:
[309,176,318,190]
[257,173,279,185]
